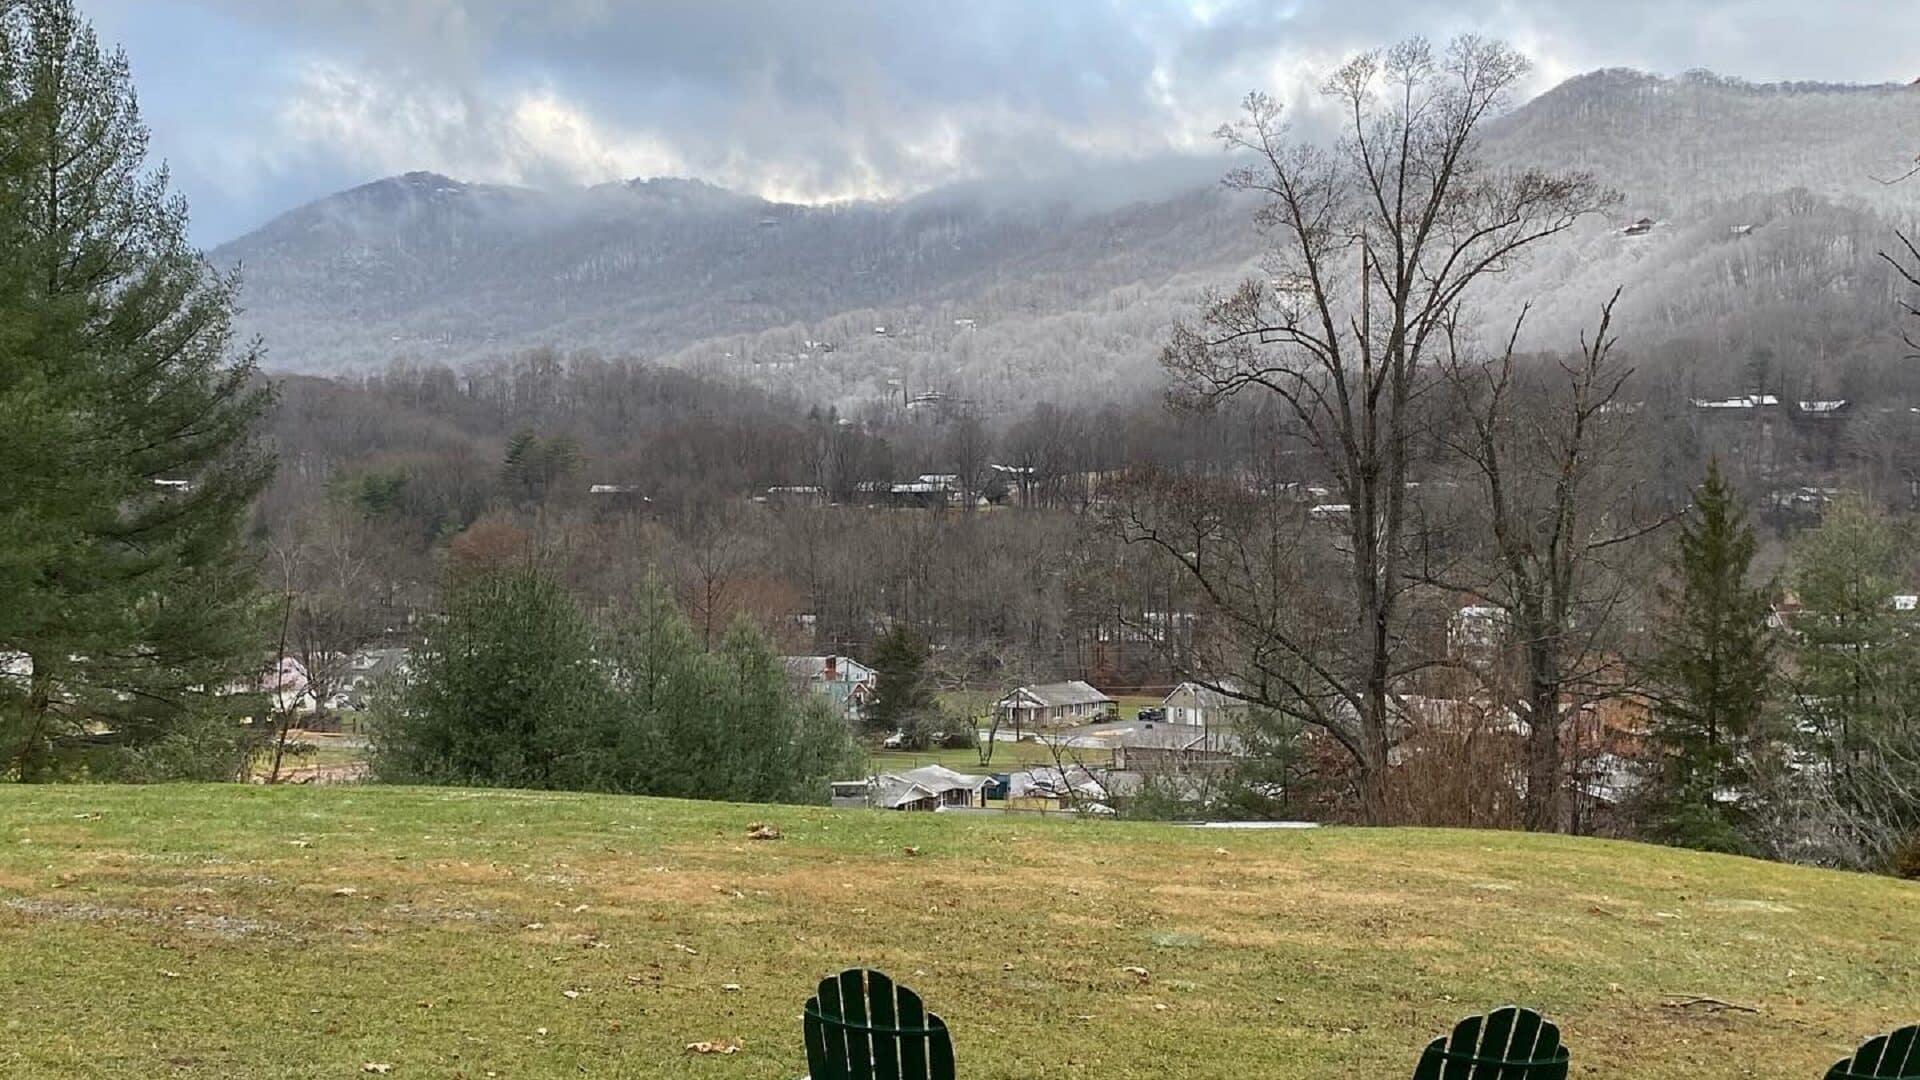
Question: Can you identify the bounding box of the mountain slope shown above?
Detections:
[215,70,1920,407]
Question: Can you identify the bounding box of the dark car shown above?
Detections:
[1136,707,1166,723]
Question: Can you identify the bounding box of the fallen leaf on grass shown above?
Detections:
[160,971,181,979]
[332,887,358,897]
[720,983,741,992]
[1122,966,1150,981]
[362,1065,392,1075]
[746,822,781,840]
[685,1040,743,1055]
[902,846,922,857]
[672,943,698,955]
[563,990,581,1000]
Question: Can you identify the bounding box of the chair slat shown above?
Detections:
[1475,1008,1518,1080]
[1413,1036,1449,1080]
[1443,1014,1485,1080]
[867,970,902,1080]
[818,976,853,1079]
[804,998,831,1080]
[1501,1008,1543,1080]
[928,1016,956,1080]
[838,970,874,1080]
[896,981,930,1080]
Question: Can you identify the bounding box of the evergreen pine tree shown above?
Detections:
[867,626,935,736]
[0,1,273,778]
[1646,461,1774,851]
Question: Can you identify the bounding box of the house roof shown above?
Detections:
[894,764,989,792]
[865,764,989,808]
[781,655,875,683]
[1001,681,1114,708]
[1007,766,1107,799]
[1116,726,1246,755]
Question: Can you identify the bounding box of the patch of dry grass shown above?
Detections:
[0,785,1914,1078]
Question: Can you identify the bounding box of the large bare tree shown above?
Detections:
[1137,37,1615,823]
[1429,291,1667,831]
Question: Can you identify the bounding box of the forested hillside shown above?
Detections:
[216,69,1920,411]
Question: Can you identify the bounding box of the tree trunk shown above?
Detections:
[1524,638,1563,831]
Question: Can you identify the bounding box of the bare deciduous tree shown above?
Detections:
[1135,37,1615,822]
[1430,291,1668,830]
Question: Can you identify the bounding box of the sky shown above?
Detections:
[80,0,1920,247]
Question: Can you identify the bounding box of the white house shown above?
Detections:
[1161,682,1249,728]
[995,681,1114,732]
[783,655,877,720]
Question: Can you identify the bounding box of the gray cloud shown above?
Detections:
[80,0,1920,245]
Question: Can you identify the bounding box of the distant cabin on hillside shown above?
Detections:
[995,681,1115,732]
[1622,217,1657,236]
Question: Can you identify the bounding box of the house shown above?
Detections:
[1622,217,1657,236]
[1004,765,1112,812]
[1111,725,1246,773]
[836,765,991,811]
[1161,682,1248,728]
[995,681,1115,732]
[1793,399,1851,421]
[783,655,877,720]
[229,655,316,714]
[762,485,827,506]
[1689,393,1780,410]
[334,648,410,710]
[1449,604,1509,660]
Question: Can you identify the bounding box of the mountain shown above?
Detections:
[215,70,1920,409]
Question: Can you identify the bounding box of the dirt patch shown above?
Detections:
[5,896,277,939]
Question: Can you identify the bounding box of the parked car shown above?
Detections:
[881,730,906,749]
[1136,707,1166,723]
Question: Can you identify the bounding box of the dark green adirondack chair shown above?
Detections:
[1828,1025,1920,1079]
[803,968,955,1080]
[1412,1006,1570,1080]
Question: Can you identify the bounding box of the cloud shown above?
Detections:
[79,0,1920,245]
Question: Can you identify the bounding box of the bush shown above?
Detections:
[372,567,858,804]
[1889,831,1920,880]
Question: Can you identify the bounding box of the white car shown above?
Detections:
[881,730,906,749]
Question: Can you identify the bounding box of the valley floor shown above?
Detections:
[0,785,1913,1078]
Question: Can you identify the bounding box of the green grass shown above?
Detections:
[1,786,1914,1078]
[866,741,1070,774]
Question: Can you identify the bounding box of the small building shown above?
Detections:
[1449,604,1509,659]
[1622,217,1657,236]
[1161,682,1248,728]
[995,681,1115,732]
[783,655,877,720]
[1004,766,1111,813]
[836,765,991,811]
[1792,399,1851,421]
[1111,725,1245,774]
[1689,394,1780,410]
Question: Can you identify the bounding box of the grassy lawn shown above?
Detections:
[0,786,1914,1079]
[866,741,1070,774]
